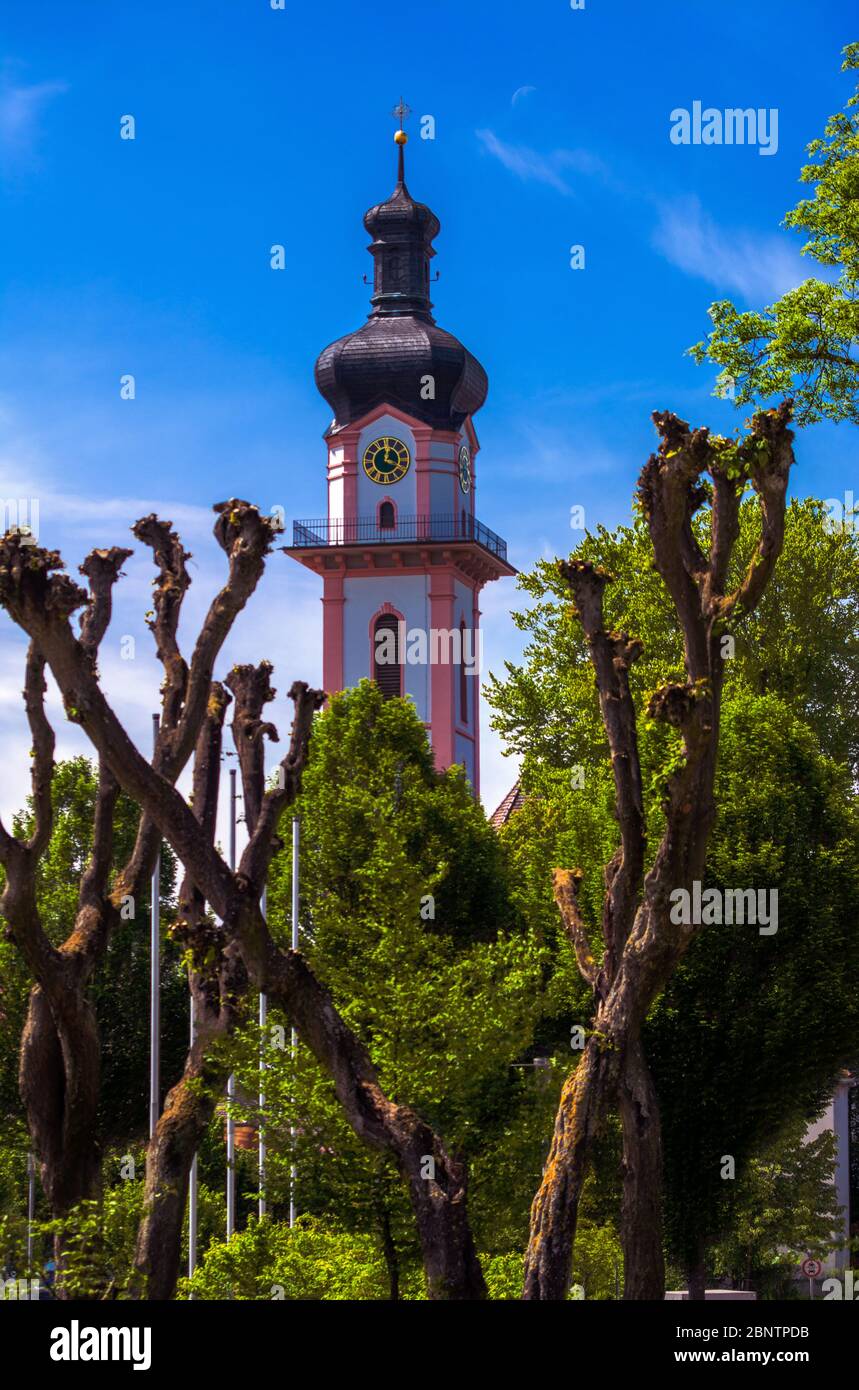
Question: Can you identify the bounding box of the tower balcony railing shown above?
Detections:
[290,514,509,563]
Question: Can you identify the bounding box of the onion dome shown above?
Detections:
[315,129,488,432]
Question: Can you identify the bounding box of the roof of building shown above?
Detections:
[314,136,488,433]
[489,782,526,829]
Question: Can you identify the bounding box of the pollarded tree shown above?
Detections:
[228,682,550,1291]
[0,510,284,1280]
[522,403,795,1299]
[489,496,859,780]
[0,757,187,1151]
[0,504,487,1300]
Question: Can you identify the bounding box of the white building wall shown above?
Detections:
[428,438,458,516]
[327,446,345,524]
[804,1076,854,1271]
[342,573,430,723]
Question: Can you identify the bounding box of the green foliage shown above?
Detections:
[689,44,859,424]
[647,690,859,1270]
[710,1121,843,1298]
[0,1130,30,1274]
[41,1180,145,1299]
[180,1215,403,1301]
[488,501,859,1284]
[0,757,187,1142]
[489,498,859,779]
[480,1219,622,1299]
[229,682,555,1278]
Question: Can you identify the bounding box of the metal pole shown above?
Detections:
[259,886,267,1220]
[188,991,198,1281]
[226,769,237,1240]
[149,712,160,1139]
[26,1152,35,1272]
[289,816,299,1228]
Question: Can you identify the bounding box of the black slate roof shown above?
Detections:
[314,144,488,432]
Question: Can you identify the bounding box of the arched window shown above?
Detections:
[379,500,395,531]
[373,613,402,699]
[459,619,468,725]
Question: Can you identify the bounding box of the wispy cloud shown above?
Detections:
[651,195,806,302]
[0,71,67,171]
[476,128,604,195]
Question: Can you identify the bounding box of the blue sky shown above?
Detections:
[0,0,854,822]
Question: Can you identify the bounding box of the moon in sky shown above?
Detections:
[511,85,536,106]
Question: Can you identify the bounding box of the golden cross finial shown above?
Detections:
[391,96,411,132]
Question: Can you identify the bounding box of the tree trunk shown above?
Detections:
[618,1033,665,1299]
[19,981,103,1294]
[686,1239,707,1301]
[130,1043,227,1301]
[523,1036,619,1300]
[379,1205,400,1302]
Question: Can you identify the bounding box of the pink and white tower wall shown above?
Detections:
[285,122,514,797]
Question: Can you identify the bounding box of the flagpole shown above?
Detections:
[188,990,198,1282]
[226,768,237,1240]
[26,1152,35,1273]
[258,887,267,1220]
[149,712,160,1140]
[289,815,299,1228]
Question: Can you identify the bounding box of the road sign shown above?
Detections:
[801,1258,823,1278]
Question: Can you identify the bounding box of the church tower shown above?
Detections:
[285,110,514,796]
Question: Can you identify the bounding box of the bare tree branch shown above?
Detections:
[79,547,133,660]
[224,661,279,837]
[524,402,796,1301]
[638,413,712,681]
[552,868,598,989]
[559,560,646,979]
[2,515,483,1300]
[240,680,325,890]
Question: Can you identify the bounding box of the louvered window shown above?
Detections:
[379,501,395,530]
[373,614,402,699]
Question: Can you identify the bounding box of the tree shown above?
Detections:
[710,1121,842,1298]
[647,691,859,1291]
[518,403,795,1298]
[690,44,859,426]
[489,496,859,778]
[0,504,487,1299]
[491,491,859,1297]
[1,758,187,1148]
[228,682,551,1291]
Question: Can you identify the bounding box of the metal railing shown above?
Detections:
[291,514,508,562]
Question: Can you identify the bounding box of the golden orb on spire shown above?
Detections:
[394,129,408,146]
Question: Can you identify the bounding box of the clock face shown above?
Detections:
[458,444,471,494]
[362,436,411,485]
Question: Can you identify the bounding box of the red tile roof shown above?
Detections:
[489,783,525,829]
